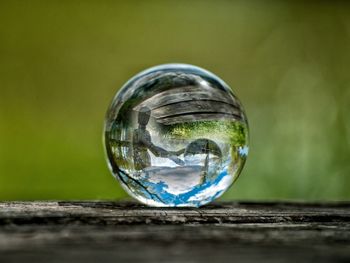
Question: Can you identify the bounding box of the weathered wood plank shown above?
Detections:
[132,85,243,125]
[152,100,241,119]
[134,85,240,111]
[0,201,349,263]
[1,201,349,225]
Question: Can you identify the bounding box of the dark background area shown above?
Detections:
[0,0,349,201]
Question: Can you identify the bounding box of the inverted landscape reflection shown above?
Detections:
[104,64,249,207]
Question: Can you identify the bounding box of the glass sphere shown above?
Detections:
[104,64,249,207]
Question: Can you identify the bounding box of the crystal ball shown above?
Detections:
[104,64,249,207]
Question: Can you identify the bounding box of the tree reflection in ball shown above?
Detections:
[104,64,249,207]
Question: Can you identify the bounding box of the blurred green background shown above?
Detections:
[0,0,349,201]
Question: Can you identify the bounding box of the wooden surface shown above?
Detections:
[133,85,244,125]
[0,201,349,262]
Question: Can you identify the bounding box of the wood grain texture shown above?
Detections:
[0,201,349,263]
[132,84,244,125]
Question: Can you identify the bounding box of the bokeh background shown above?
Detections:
[1,0,349,201]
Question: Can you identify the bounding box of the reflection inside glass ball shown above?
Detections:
[104,64,249,207]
